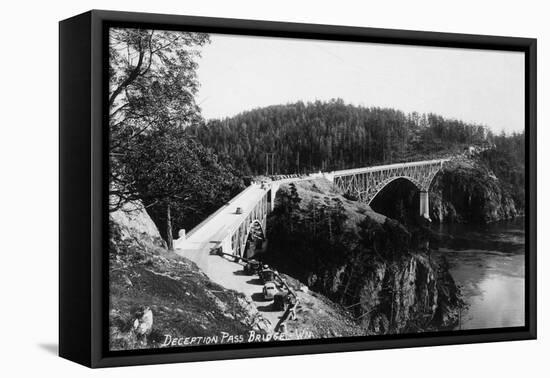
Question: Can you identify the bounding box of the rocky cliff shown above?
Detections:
[347,250,461,333]
[430,159,521,223]
[263,180,463,334]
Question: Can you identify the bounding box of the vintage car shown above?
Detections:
[262,281,278,300]
[243,259,262,275]
[209,246,223,256]
[258,269,276,283]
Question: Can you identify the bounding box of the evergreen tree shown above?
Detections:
[188,99,492,176]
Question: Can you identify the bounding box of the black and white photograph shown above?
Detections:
[107,26,527,351]
[3,0,548,374]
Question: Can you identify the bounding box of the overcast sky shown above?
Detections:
[196,34,525,133]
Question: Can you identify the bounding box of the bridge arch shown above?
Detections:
[366,175,422,205]
[423,168,444,192]
[232,218,266,258]
[331,159,448,220]
[243,219,266,258]
[369,177,422,222]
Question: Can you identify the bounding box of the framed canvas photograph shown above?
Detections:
[59,10,536,368]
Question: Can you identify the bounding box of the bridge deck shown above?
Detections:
[177,158,450,251]
[175,183,267,252]
[178,158,450,252]
[331,158,449,177]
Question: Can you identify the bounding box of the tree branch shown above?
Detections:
[108,38,145,109]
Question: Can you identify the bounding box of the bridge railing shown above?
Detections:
[183,184,263,240]
[330,158,450,178]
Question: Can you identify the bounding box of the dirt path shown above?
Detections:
[175,245,284,330]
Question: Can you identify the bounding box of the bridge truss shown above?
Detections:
[230,190,269,258]
[332,159,448,204]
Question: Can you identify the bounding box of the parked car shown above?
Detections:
[259,269,276,284]
[263,281,278,300]
[209,246,223,256]
[243,259,261,275]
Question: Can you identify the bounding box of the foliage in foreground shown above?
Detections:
[107,28,244,247]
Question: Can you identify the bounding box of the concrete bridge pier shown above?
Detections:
[419,190,430,220]
[268,182,281,211]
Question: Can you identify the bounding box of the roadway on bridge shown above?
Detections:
[176,183,266,251]
[330,158,450,177]
[175,184,284,330]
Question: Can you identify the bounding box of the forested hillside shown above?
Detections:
[188,99,490,175]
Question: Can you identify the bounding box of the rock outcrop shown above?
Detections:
[264,179,463,335]
[430,160,521,223]
[350,252,461,333]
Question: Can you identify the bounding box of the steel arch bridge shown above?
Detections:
[327,159,449,218]
[175,158,450,258]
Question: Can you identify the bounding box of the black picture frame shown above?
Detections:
[59,9,537,368]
